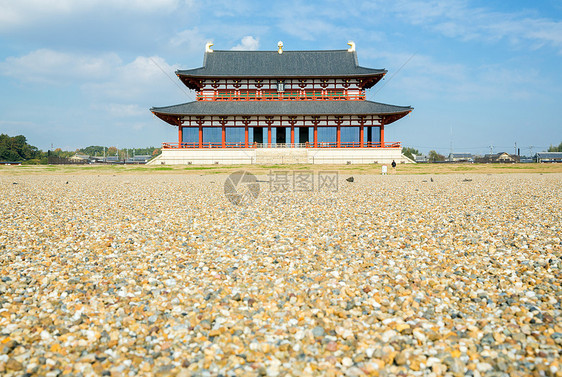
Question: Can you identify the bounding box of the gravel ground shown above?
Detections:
[0,173,561,377]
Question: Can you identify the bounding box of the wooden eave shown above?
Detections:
[152,111,180,126]
[380,110,412,125]
[176,72,386,90]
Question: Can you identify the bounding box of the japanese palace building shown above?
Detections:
[150,42,413,164]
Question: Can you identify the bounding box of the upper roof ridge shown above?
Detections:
[207,49,351,53]
[179,48,385,79]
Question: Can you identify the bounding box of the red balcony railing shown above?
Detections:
[196,91,366,101]
[162,141,401,149]
[162,142,250,149]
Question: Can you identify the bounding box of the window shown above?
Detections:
[183,128,199,144]
[202,127,221,144]
[276,80,285,92]
[341,127,359,143]
[317,127,336,144]
[225,128,245,144]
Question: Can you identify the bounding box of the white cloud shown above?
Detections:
[387,0,562,51]
[102,104,146,118]
[169,27,209,53]
[0,49,121,84]
[0,0,181,31]
[0,49,185,99]
[0,49,191,121]
[274,2,363,42]
[231,36,260,51]
[365,50,544,102]
[83,55,190,102]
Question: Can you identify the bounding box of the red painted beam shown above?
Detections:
[268,127,272,146]
[360,126,364,148]
[314,127,318,148]
[336,126,341,148]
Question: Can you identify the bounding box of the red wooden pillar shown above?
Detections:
[336,126,341,148]
[380,125,385,147]
[244,126,249,148]
[222,127,226,148]
[267,127,272,146]
[178,126,183,147]
[360,126,364,148]
[290,127,295,146]
[198,126,203,148]
[313,127,318,148]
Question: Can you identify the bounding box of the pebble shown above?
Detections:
[0,172,560,376]
[312,326,325,337]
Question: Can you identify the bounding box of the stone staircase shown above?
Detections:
[255,148,308,164]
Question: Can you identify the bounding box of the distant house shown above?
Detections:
[104,156,121,164]
[414,154,428,163]
[535,152,562,163]
[125,155,151,164]
[69,154,89,163]
[475,152,519,163]
[448,153,473,162]
[519,156,534,163]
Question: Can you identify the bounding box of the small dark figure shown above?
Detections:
[391,160,397,174]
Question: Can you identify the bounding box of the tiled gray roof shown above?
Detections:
[177,50,386,78]
[151,100,412,117]
[536,152,562,158]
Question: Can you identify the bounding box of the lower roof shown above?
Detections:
[151,100,412,125]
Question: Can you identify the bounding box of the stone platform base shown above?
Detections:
[148,148,414,165]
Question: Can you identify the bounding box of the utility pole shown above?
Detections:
[449,126,453,156]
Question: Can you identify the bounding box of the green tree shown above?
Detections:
[428,150,446,162]
[79,145,107,156]
[402,147,421,160]
[547,142,562,152]
[0,147,20,161]
[0,134,40,161]
[77,145,159,157]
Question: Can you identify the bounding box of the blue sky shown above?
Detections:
[0,0,561,155]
